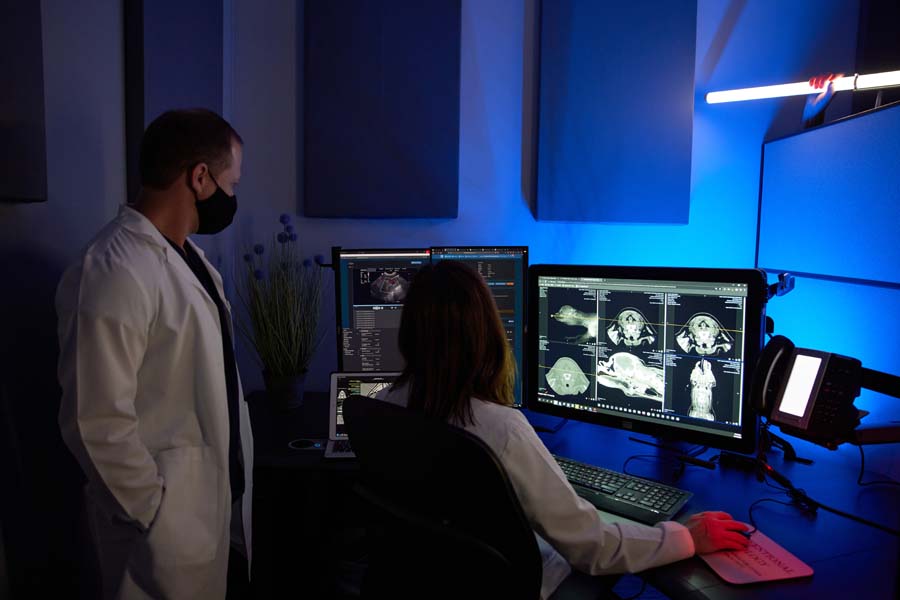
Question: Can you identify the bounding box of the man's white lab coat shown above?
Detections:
[56,205,253,599]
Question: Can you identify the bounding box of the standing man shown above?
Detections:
[56,109,253,599]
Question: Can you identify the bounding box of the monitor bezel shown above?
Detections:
[332,246,432,372]
[526,264,768,454]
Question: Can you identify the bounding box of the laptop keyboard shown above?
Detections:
[331,439,353,454]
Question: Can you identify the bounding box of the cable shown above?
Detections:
[811,495,900,537]
[857,445,900,487]
[622,454,669,477]
[621,454,686,483]
[757,464,900,537]
[746,497,798,535]
[621,452,714,484]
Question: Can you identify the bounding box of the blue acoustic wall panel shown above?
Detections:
[124,0,224,200]
[536,0,696,223]
[304,0,461,218]
[758,102,900,286]
[0,0,47,203]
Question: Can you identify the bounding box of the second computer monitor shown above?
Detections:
[431,246,528,406]
[334,248,431,372]
[333,246,528,406]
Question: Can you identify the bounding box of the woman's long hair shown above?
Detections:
[395,260,515,425]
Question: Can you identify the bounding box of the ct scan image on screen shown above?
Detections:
[595,289,666,413]
[533,269,758,445]
[539,285,600,404]
[664,293,744,426]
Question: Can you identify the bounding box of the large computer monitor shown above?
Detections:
[431,246,528,406]
[333,248,432,372]
[527,265,768,454]
[333,246,528,406]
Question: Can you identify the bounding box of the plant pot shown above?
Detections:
[263,371,307,411]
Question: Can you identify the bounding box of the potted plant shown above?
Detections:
[236,213,325,409]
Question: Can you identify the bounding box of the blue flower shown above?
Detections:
[243,253,253,263]
[279,213,291,225]
[253,244,265,255]
[289,233,298,242]
[314,254,325,265]
[277,232,288,244]
[302,258,313,267]
[253,269,265,281]
[285,224,295,234]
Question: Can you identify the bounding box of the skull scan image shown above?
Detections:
[688,359,716,421]
[369,270,410,303]
[552,305,598,344]
[596,353,664,401]
[675,313,733,356]
[607,308,656,347]
[545,357,591,396]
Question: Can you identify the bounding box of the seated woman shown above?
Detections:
[376,260,750,599]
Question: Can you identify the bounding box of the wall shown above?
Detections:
[228,0,860,395]
[0,1,125,595]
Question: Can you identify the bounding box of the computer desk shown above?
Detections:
[248,392,899,599]
[535,415,900,600]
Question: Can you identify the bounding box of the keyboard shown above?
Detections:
[553,455,692,525]
[331,439,353,453]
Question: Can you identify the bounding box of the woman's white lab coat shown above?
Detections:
[56,205,253,599]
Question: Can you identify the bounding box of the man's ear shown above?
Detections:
[188,162,209,195]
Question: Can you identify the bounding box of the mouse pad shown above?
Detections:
[699,530,813,584]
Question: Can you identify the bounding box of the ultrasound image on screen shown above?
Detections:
[353,267,419,305]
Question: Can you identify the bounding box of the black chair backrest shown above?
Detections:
[344,394,543,599]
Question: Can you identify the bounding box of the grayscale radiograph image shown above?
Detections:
[596,352,664,402]
[353,267,417,304]
[688,359,716,421]
[675,313,733,356]
[606,308,657,348]
[553,305,597,344]
[546,356,591,396]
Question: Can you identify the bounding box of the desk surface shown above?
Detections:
[533,414,899,600]
[248,390,357,470]
[248,393,899,599]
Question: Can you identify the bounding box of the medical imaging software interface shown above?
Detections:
[337,250,431,372]
[432,247,528,406]
[536,274,750,441]
[333,374,397,437]
[337,247,528,406]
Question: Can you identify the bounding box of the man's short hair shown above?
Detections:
[139,108,243,189]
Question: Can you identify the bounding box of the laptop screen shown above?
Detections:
[330,372,401,439]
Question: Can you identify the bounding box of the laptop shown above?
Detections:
[326,371,401,458]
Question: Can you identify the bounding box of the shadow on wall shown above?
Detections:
[0,246,99,598]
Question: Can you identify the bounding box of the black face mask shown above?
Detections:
[195,173,237,235]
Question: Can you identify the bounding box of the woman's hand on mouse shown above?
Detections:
[685,511,752,554]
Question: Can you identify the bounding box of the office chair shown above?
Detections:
[343,394,543,599]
